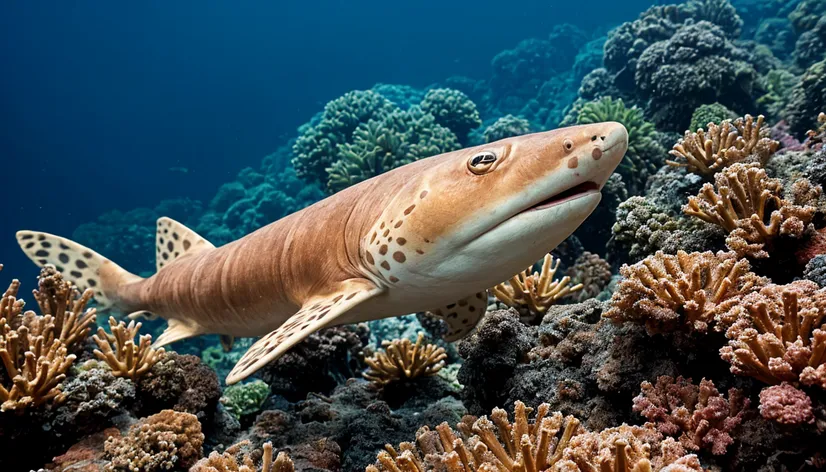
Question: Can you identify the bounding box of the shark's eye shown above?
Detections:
[563,139,574,152]
[468,151,498,175]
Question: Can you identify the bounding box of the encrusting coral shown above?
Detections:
[683,162,820,258]
[191,440,294,472]
[93,316,164,381]
[605,250,764,335]
[718,280,826,388]
[363,332,447,386]
[667,115,780,177]
[0,265,90,411]
[758,382,815,426]
[104,409,205,471]
[632,376,748,455]
[220,379,270,420]
[492,254,584,319]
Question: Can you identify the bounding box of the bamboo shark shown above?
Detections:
[16,122,628,384]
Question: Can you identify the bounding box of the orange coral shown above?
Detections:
[667,114,779,177]
[363,332,446,386]
[605,250,763,335]
[0,265,80,411]
[191,440,294,472]
[104,409,204,471]
[683,163,819,258]
[492,254,583,316]
[93,316,164,380]
[719,280,826,388]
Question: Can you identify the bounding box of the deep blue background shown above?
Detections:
[1,0,653,279]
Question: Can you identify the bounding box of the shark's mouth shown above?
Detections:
[525,181,600,212]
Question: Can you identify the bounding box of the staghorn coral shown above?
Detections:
[483,115,532,143]
[191,440,294,472]
[27,266,96,352]
[719,280,826,388]
[632,376,749,455]
[492,254,583,318]
[0,266,78,411]
[367,400,585,472]
[104,409,204,471]
[93,316,164,381]
[758,382,815,426]
[363,332,446,386]
[574,97,663,195]
[565,252,613,302]
[667,115,780,177]
[683,163,820,258]
[556,425,702,472]
[605,250,763,335]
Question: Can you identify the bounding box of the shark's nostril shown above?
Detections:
[600,136,606,141]
[592,148,603,160]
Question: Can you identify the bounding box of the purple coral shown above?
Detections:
[632,376,749,455]
[758,383,814,426]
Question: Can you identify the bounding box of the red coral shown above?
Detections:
[758,383,815,426]
[632,376,749,455]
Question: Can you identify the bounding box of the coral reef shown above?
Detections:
[758,382,815,426]
[191,441,294,472]
[419,88,481,143]
[491,254,583,321]
[363,333,447,386]
[103,409,204,471]
[565,252,613,302]
[688,103,737,133]
[93,317,164,380]
[482,114,532,143]
[221,380,271,420]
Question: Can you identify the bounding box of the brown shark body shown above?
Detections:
[16,122,628,384]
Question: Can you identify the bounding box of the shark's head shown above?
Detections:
[361,122,628,295]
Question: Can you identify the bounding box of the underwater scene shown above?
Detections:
[3,0,826,470]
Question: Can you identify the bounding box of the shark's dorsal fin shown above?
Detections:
[226,278,385,385]
[427,291,488,341]
[156,217,215,271]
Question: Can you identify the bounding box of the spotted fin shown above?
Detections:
[15,231,141,310]
[226,278,384,385]
[428,291,488,342]
[156,217,215,271]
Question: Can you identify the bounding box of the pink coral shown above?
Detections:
[632,376,749,455]
[758,383,815,426]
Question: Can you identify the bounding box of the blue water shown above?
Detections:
[1,0,653,279]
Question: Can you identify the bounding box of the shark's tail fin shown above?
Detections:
[15,230,142,312]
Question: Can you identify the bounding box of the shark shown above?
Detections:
[15,122,628,384]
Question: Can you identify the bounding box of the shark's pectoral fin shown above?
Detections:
[427,291,488,342]
[226,278,384,385]
[156,217,215,271]
[152,318,207,348]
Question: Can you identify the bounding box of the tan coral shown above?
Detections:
[604,250,764,335]
[683,163,820,258]
[93,316,164,380]
[363,332,446,386]
[566,252,613,302]
[191,440,294,472]
[28,266,96,350]
[667,114,779,177]
[492,254,583,316]
[719,280,826,388]
[805,112,826,149]
[104,409,205,471]
[0,265,78,411]
[367,401,585,472]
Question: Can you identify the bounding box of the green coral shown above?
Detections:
[757,69,799,121]
[326,107,460,193]
[689,103,737,132]
[219,380,270,419]
[610,196,681,261]
[483,115,532,143]
[785,60,826,136]
[789,0,826,34]
[419,88,482,142]
[292,90,395,184]
[576,97,664,195]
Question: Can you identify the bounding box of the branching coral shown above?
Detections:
[492,254,584,317]
[683,163,820,258]
[668,115,780,177]
[0,266,81,411]
[605,250,764,335]
[419,88,481,142]
[191,440,294,472]
[632,376,749,455]
[93,316,164,381]
[367,401,585,472]
[363,332,447,386]
[805,112,826,149]
[104,409,204,471]
[719,280,826,388]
